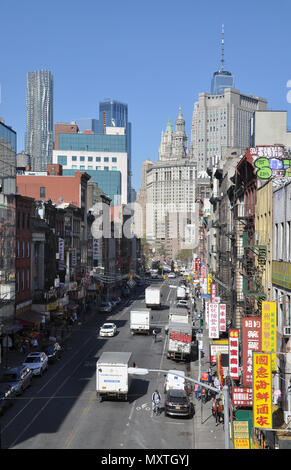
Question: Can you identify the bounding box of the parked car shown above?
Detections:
[99,322,117,337]
[99,302,112,313]
[22,352,48,376]
[0,366,33,395]
[0,384,16,415]
[176,300,189,309]
[44,342,63,363]
[168,272,176,278]
[165,389,193,418]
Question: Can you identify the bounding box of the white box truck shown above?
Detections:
[177,286,186,300]
[96,352,132,401]
[167,322,192,362]
[145,286,161,309]
[130,309,151,335]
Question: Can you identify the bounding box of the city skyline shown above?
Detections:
[1,1,291,191]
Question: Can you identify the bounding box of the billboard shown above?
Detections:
[253,352,272,429]
[248,145,291,180]
[242,317,262,386]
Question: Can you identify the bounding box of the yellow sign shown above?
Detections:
[233,421,250,449]
[253,352,272,429]
[207,274,212,295]
[261,301,277,371]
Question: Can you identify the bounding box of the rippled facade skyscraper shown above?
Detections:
[25,70,53,171]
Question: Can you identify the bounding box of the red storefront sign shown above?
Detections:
[232,387,253,407]
[229,329,239,380]
[242,317,262,386]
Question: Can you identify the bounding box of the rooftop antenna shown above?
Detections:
[221,24,224,72]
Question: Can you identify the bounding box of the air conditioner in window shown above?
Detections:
[283,326,291,336]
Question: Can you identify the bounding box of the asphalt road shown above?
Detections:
[1,277,196,449]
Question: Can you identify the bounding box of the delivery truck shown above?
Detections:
[96,352,132,401]
[130,308,151,335]
[167,322,192,362]
[177,286,186,300]
[145,286,162,309]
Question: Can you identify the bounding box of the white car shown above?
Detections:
[22,352,48,376]
[99,323,117,337]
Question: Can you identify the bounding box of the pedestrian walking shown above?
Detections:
[194,384,201,400]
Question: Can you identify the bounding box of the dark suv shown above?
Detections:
[165,389,193,418]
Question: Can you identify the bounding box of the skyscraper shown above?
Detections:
[211,25,235,95]
[25,70,53,171]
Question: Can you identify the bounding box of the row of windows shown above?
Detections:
[16,269,30,292]
[58,155,118,165]
[17,240,30,258]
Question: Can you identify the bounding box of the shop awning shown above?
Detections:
[17,310,44,327]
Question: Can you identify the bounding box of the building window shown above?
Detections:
[57,155,67,166]
[40,187,46,198]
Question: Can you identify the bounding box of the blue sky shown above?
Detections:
[1,0,291,190]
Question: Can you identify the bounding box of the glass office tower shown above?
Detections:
[211,70,235,95]
[25,70,54,172]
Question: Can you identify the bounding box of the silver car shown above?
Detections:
[22,352,49,376]
[0,366,33,395]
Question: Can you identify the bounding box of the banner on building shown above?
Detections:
[208,303,219,339]
[210,283,216,301]
[58,238,64,263]
[207,274,212,295]
[233,421,250,449]
[232,387,253,407]
[229,329,239,380]
[93,238,100,261]
[242,317,262,386]
[253,352,272,429]
[219,304,226,332]
[261,301,277,372]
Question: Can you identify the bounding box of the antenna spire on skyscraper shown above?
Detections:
[221,24,224,72]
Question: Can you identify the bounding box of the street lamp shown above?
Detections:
[128,367,230,449]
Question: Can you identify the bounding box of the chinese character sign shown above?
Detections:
[229,329,239,380]
[207,274,212,294]
[219,304,226,332]
[253,352,272,429]
[210,283,216,301]
[208,303,219,338]
[261,301,277,372]
[242,317,262,386]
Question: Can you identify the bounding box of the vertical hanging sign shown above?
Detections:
[219,304,226,332]
[261,301,277,372]
[229,329,239,380]
[253,352,272,429]
[208,303,219,339]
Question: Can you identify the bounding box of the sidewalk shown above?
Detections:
[189,297,231,449]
